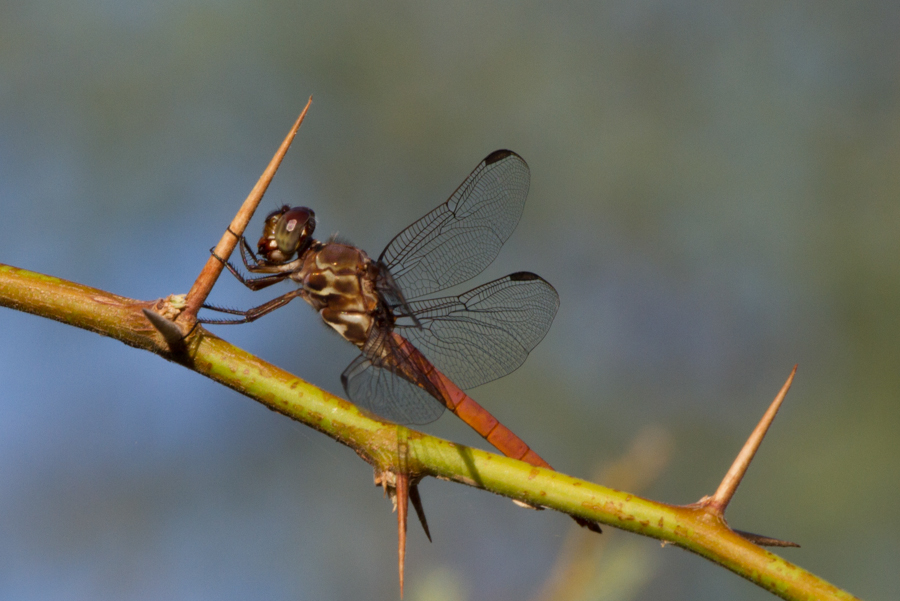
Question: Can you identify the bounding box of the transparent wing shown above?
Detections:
[398,272,559,389]
[341,329,447,425]
[341,272,559,425]
[378,150,530,300]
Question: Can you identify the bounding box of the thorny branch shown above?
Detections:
[0,109,860,601]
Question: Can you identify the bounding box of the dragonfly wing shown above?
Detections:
[373,262,421,327]
[378,150,530,299]
[341,329,447,425]
[397,272,559,390]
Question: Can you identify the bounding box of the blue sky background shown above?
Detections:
[1,2,898,600]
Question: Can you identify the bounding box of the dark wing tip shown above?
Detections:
[508,272,560,308]
[484,149,521,165]
[508,271,542,282]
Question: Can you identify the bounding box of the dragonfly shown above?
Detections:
[201,150,599,532]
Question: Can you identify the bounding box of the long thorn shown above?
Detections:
[181,97,312,321]
[394,426,413,597]
[734,529,800,548]
[396,470,409,598]
[708,365,797,514]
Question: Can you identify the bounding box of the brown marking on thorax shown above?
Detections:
[291,241,381,347]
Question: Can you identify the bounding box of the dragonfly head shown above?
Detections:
[257,205,317,264]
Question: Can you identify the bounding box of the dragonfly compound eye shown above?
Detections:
[257,205,290,262]
[272,207,316,262]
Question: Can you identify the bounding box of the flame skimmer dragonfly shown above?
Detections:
[201,149,599,532]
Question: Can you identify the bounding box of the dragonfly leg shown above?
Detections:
[237,235,267,271]
[200,289,304,325]
[209,245,292,291]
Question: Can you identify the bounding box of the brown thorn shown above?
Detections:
[734,529,800,548]
[396,470,409,599]
[707,365,797,515]
[409,484,432,543]
[574,516,603,533]
[180,97,313,321]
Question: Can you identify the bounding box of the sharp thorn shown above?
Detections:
[181,98,311,319]
[734,529,800,548]
[396,470,409,598]
[142,309,187,349]
[707,365,797,513]
[409,484,432,543]
[575,516,603,533]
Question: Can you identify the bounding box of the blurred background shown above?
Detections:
[1,1,898,599]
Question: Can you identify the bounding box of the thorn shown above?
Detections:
[409,484,432,542]
[142,309,187,351]
[734,529,800,548]
[181,97,312,320]
[396,470,409,598]
[511,499,543,510]
[707,365,797,515]
[574,516,603,534]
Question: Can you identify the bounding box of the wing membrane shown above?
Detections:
[341,272,559,425]
[378,150,530,299]
[341,329,447,425]
[398,272,559,389]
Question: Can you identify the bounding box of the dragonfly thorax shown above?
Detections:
[293,241,384,348]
